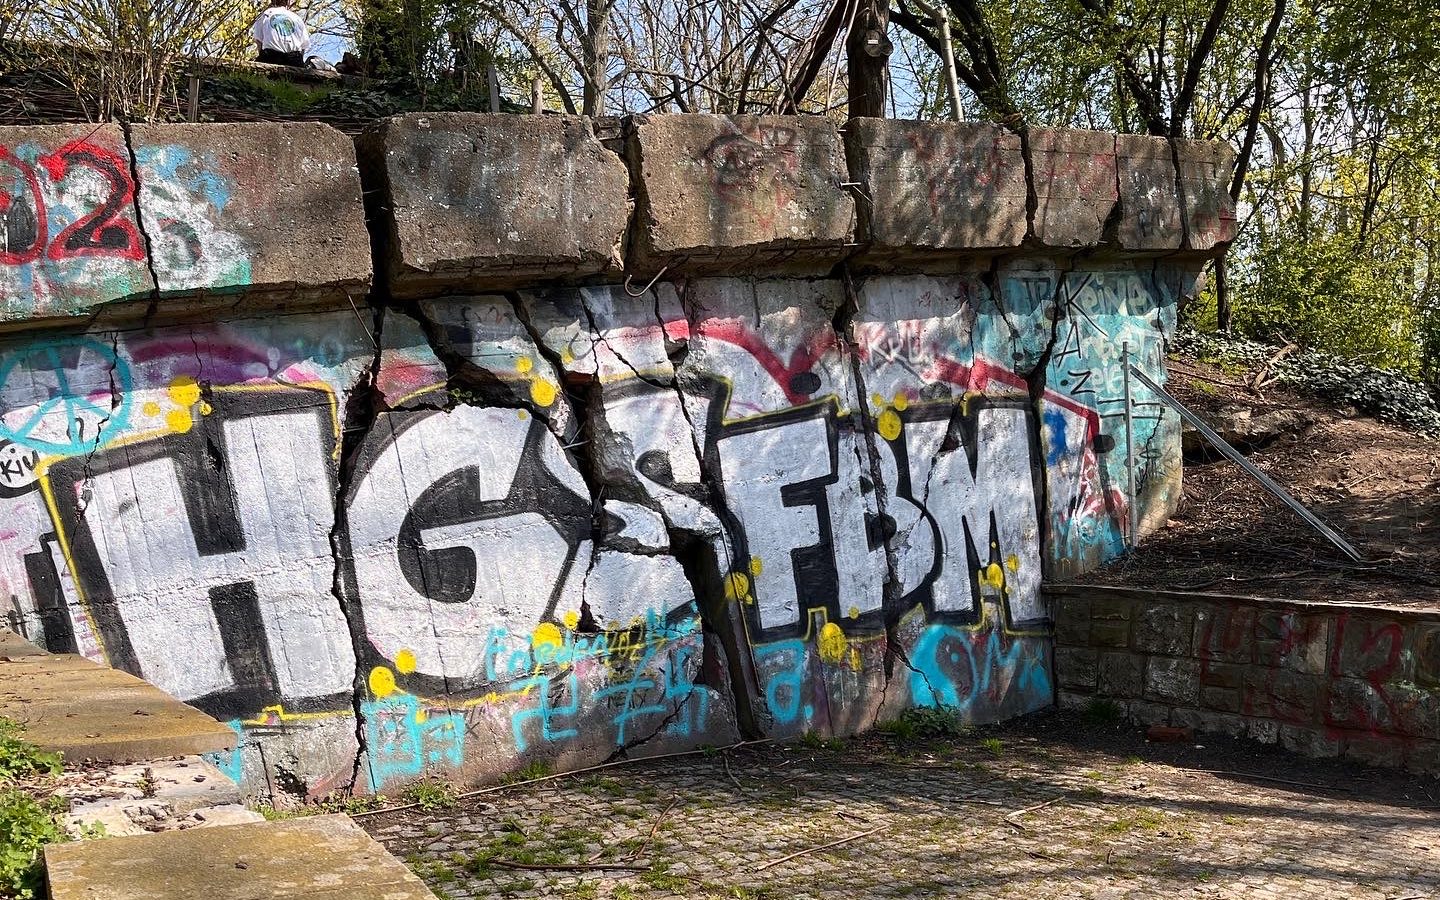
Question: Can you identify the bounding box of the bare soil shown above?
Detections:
[1078,354,1440,608]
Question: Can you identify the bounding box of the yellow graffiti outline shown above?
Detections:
[35,381,341,659]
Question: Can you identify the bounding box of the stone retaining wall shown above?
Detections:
[0,114,1234,799]
[1052,585,1440,774]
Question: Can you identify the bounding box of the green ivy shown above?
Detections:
[0,791,67,899]
[0,721,60,783]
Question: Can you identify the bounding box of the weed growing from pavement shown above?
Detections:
[403,779,457,812]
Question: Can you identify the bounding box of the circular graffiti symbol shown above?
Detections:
[0,337,132,455]
[0,440,40,496]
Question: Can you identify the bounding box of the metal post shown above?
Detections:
[187,74,201,122]
[1123,342,1138,549]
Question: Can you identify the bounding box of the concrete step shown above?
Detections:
[0,640,236,762]
[46,814,437,900]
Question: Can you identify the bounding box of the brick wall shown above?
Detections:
[1052,585,1440,773]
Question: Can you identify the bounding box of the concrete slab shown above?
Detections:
[46,814,437,900]
[0,628,46,658]
[0,653,236,762]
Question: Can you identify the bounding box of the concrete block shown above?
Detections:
[0,628,46,658]
[1404,738,1440,774]
[1416,624,1440,687]
[1055,647,1098,691]
[130,122,371,302]
[1126,699,1173,727]
[1097,651,1144,697]
[1199,661,1244,690]
[1335,616,1412,682]
[1193,603,1255,664]
[630,114,853,272]
[1144,656,1200,706]
[1029,127,1118,249]
[45,814,437,900]
[1091,620,1132,648]
[0,124,155,326]
[358,114,629,295]
[1254,610,1330,675]
[0,653,236,761]
[1052,597,1091,646]
[1244,667,1322,726]
[1389,682,1440,740]
[846,118,1025,255]
[1341,731,1406,769]
[1245,716,1280,745]
[1199,686,1241,714]
[1133,603,1191,655]
[1326,676,1394,732]
[1172,707,1245,738]
[1278,724,1342,759]
[1176,139,1236,251]
[1115,134,1181,251]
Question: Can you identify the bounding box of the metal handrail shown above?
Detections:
[1126,362,1364,563]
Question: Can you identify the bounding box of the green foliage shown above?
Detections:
[980,737,1005,758]
[403,779,457,812]
[502,760,553,784]
[0,790,67,899]
[0,719,66,900]
[877,705,968,741]
[0,721,61,783]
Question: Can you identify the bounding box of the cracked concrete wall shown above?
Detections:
[0,114,1231,800]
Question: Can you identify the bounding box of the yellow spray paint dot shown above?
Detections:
[980,562,1005,591]
[723,571,750,601]
[532,622,563,650]
[892,393,909,411]
[847,605,860,620]
[749,557,764,576]
[166,409,193,434]
[199,401,214,416]
[516,357,534,374]
[849,647,862,671]
[818,622,848,664]
[368,666,396,698]
[168,375,201,407]
[530,379,557,407]
[143,401,161,417]
[561,347,575,364]
[877,408,902,441]
[563,610,580,630]
[415,709,428,724]
[1005,554,1021,574]
[517,409,529,420]
[395,649,416,674]
[870,392,886,409]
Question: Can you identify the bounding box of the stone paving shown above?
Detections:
[363,713,1440,900]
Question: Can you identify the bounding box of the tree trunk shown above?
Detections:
[1215,254,1232,332]
[845,0,889,118]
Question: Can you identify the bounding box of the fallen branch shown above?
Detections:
[1004,796,1067,831]
[1195,769,1352,792]
[754,826,884,871]
[350,737,773,819]
[625,795,682,861]
[491,860,652,872]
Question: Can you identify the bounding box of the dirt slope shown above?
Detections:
[1079,354,1440,607]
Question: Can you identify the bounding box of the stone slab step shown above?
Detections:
[46,814,437,900]
[0,645,236,762]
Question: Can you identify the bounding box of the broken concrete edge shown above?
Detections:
[0,120,372,332]
[0,115,1230,330]
[355,113,631,298]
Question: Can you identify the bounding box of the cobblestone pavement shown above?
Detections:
[363,713,1440,900]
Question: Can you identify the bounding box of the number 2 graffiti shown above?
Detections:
[0,140,145,266]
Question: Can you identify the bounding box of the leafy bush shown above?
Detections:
[1172,327,1440,436]
[0,721,61,782]
[877,705,968,740]
[0,790,67,899]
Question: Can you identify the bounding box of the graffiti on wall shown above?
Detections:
[0,265,1179,796]
[0,135,251,319]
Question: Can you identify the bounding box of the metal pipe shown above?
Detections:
[1127,363,1364,562]
[911,0,964,121]
[1123,342,1138,548]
